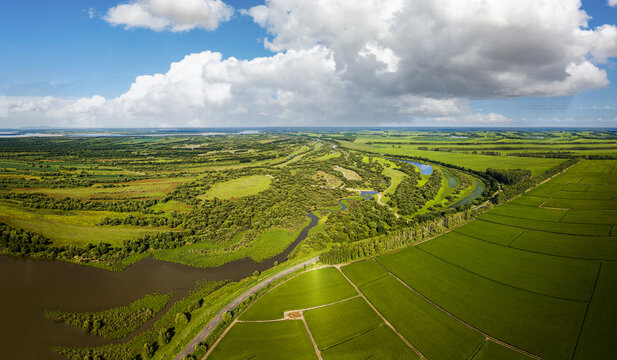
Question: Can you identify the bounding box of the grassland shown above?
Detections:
[333,165,361,180]
[0,201,166,246]
[199,175,272,200]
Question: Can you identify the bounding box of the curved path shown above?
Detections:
[174,256,320,360]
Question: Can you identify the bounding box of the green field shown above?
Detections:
[304,297,382,351]
[241,267,357,321]
[0,201,166,246]
[419,231,599,301]
[199,175,273,200]
[207,321,317,360]
[360,275,484,360]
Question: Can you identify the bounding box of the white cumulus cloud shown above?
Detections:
[609,0,617,7]
[105,0,233,32]
[4,0,617,128]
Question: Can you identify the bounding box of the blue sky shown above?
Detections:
[1,0,617,127]
[0,0,269,98]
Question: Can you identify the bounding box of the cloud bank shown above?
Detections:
[3,0,617,127]
[104,0,233,32]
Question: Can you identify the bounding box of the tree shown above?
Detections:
[175,312,190,326]
[159,327,174,345]
[222,311,232,323]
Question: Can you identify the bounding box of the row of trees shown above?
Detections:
[321,208,476,264]
[486,168,531,185]
[0,192,161,213]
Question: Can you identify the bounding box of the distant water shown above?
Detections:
[390,159,434,175]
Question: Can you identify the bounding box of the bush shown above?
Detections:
[175,312,190,326]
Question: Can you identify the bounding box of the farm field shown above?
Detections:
[209,158,617,360]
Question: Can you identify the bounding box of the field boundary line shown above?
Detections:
[467,338,488,360]
[236,295,361,323]
[571,261,603,360]
[477,218,611,238]
[506,231,524,247]
[373,260,543,360]
[319,324,384,352]
[302,316,324,360]
[336,266,427,359]
[202,318,238,360]
[453,229,616,262]
[415,246,587,303]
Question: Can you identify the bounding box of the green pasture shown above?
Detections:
[149,200,192,213]
[312,151,341,161]
[0,202,166,246]
[241,267,357,321]
[340,259,388,287]
[208,321,317,360]
[377,247,587,359]
[199,175,272,200]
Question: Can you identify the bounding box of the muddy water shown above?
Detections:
[0,213,320,359]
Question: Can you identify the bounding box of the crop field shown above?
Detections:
[210,159,617,360]
[241,267,357,321]
[207,321,317,360]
